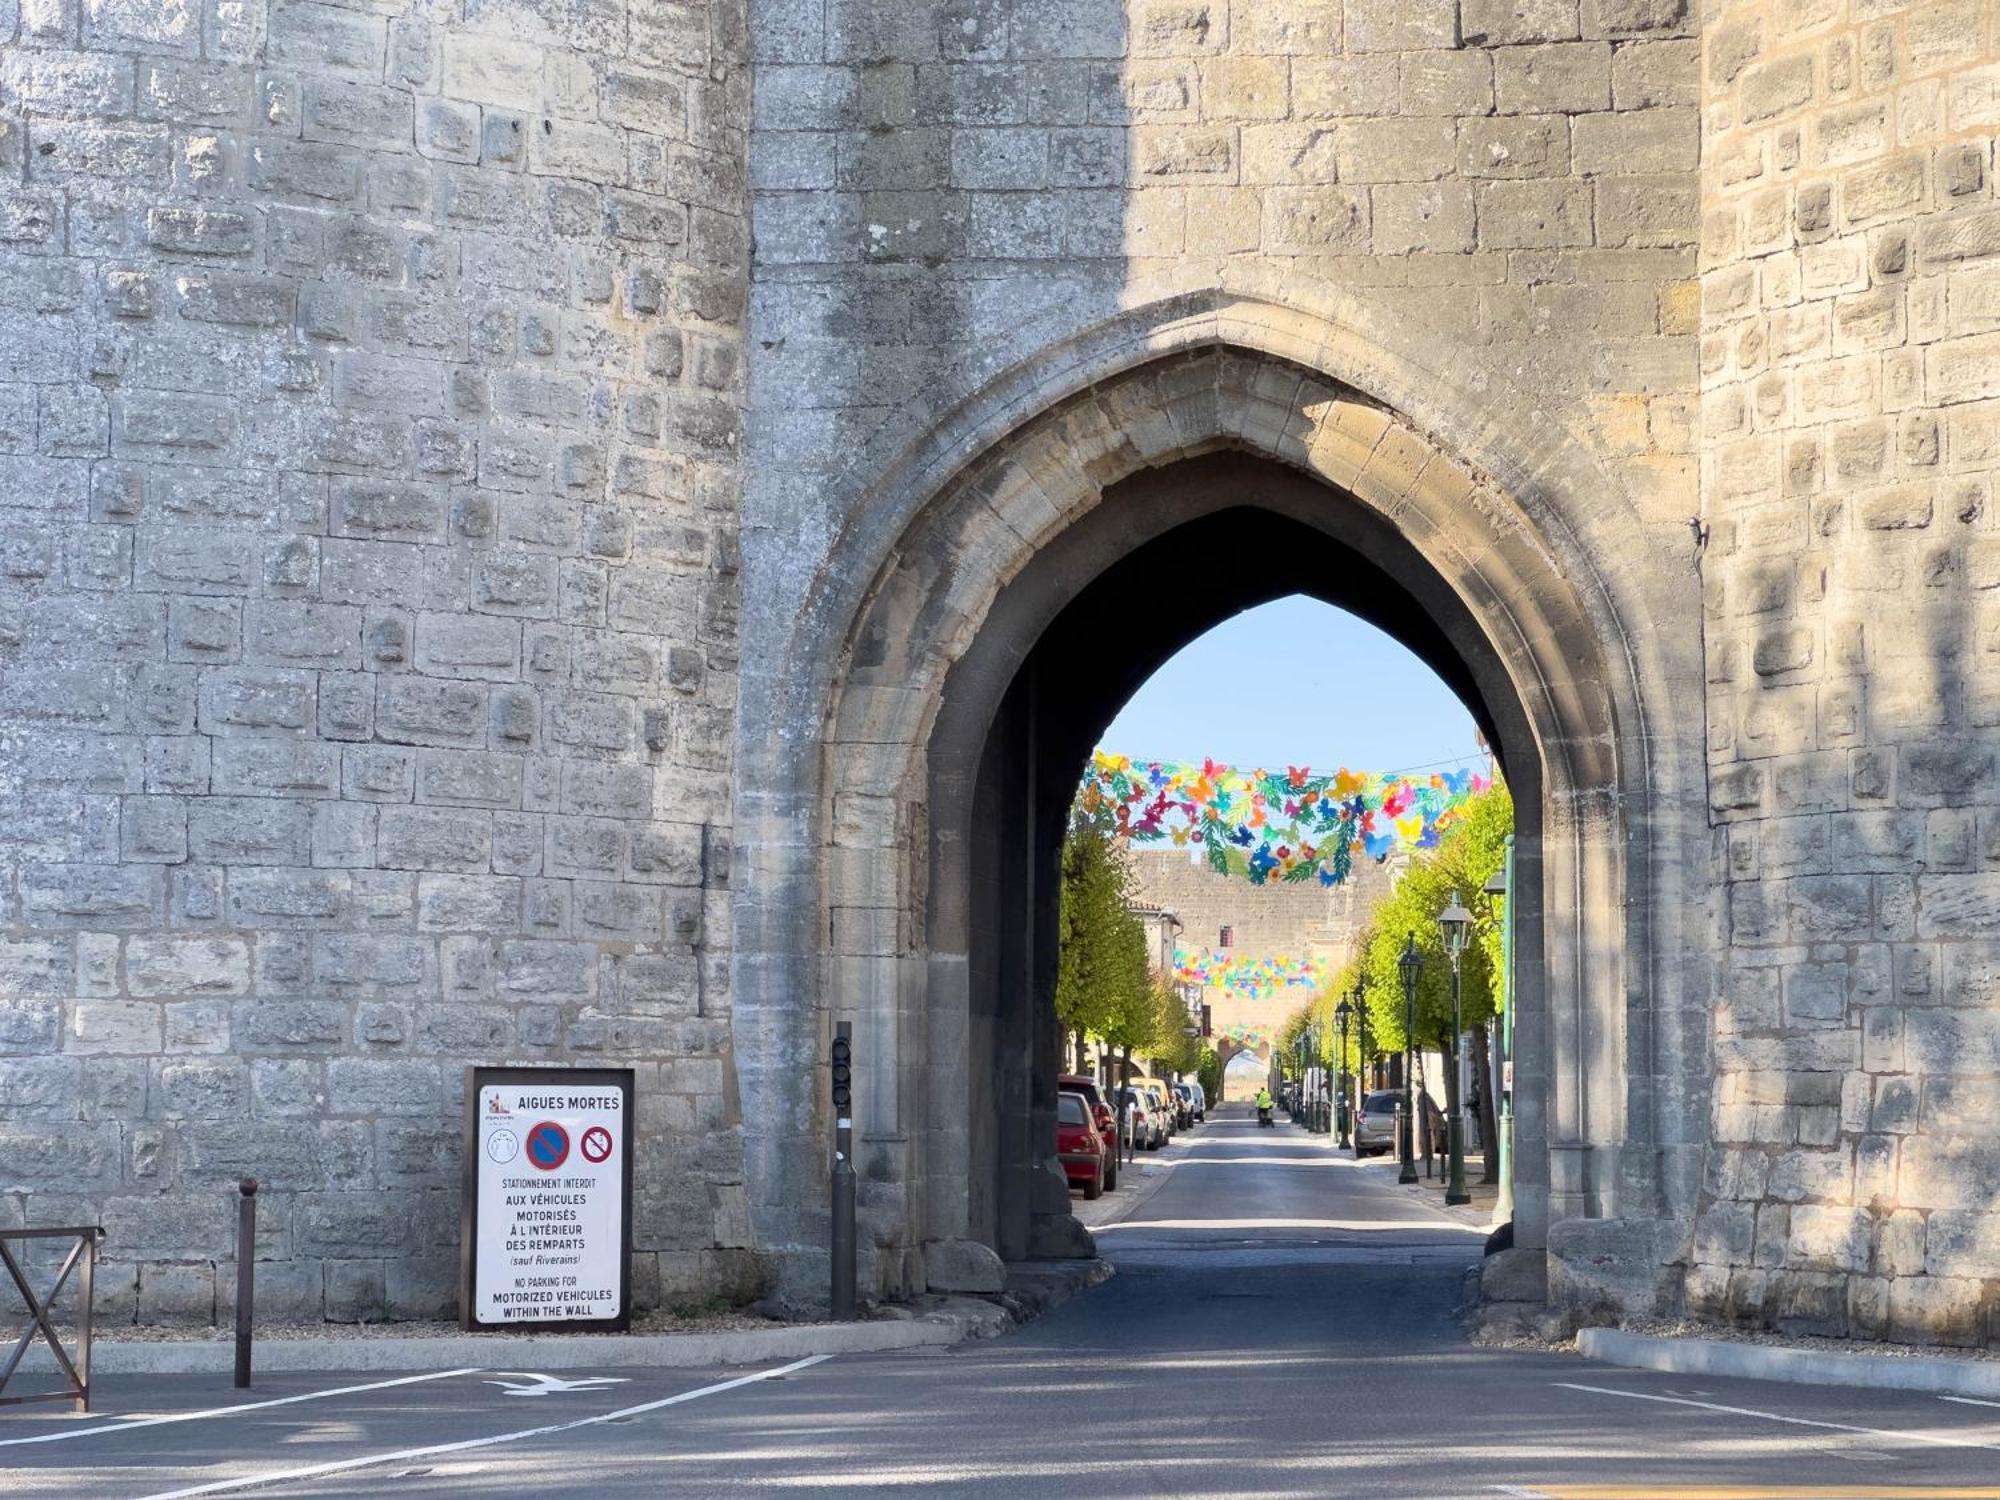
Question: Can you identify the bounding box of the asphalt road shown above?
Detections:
[6,1104,2000,1498]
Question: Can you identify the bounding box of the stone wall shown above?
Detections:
[743,0,1702,580]
[1695,0,2000,1345]
[1127,844,1400,1051]
[1129,844,1398,967]
[3,0,1995,1345]
[0,0,752,1323]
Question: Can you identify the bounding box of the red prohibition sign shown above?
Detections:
[580,1126,614,1165]
[525,1121,569,1171]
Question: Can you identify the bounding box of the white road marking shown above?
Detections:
[1943,1396,2000,1410]
[1552,1382,2000,1454]
[481,1372,630,1396]
[0,1368,481,1449]
[134,1354,834,1500]
[1095,1215,1488,1234]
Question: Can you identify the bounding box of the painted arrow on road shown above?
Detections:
[481,1372,632,1397]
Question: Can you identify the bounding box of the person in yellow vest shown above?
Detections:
[1255,1086,1273,1126]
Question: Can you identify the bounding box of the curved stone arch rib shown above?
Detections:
[754,290,1682,792]
[830,349,1618,828]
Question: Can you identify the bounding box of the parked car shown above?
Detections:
[1185,1080,1206,1122]
[1171,1083,1198,1128]
[1056,1090,1106,1198]
[1129,1075,1172,1140]
[1059,1073,1120,1189]
[1356,1088,1400,1155]
[1119,1086,1163,1149]
[1120,1091,1149,1151]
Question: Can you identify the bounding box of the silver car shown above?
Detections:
[1355,1089,1400,1155]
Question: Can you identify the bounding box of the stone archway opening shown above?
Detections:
[738,327,1705,1315]
[1218,1044,1272,1104]
[924,454,1548,1265]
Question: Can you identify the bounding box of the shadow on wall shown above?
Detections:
[744,0,1139,1299]
[1690,0,2000,1348]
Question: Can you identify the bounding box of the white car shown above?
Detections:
[1120,1088,1166,1149]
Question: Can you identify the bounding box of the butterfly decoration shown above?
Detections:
[1173,947,1330,1000]
[1077,753,1492,887]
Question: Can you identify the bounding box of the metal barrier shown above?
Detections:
[0,1225,103,1412]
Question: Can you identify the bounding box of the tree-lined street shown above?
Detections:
[8,1108,1999,1498]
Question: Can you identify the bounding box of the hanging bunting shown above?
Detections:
[1173,947,1328,1000]
[1217,1021,1275,1051]
[1076,752,1492,887]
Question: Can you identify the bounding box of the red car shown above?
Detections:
[1059,1073,1119,1191]
[1056,1089,1106,1199]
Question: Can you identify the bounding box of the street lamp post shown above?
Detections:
[1334,1000,1352,1148]
[1486,840,1515,1220]
[1356,972,1370,1092]
[1438,889,1474,1208]
[1397,934,1421,1185]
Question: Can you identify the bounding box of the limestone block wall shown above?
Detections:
[1127,844,1396,963]
[1126,845,1399,1048]
[1697,0,2000,1343]
[0,0,752,1322]
[745,0,1704,582]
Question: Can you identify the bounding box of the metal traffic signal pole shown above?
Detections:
[830,1022,856,1320]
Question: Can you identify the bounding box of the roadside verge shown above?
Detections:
[24,1299,1016,1377]
[1578,1326,2000,1399]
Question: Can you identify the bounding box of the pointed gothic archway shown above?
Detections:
[732,294,1708,1312]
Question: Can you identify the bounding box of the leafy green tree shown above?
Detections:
[1147,984,1203,1077]
[1354,782,1512,1051]
[1347,782,1513,1175]
[1055,823,1148,1072]
[1196,1046,1222,1103]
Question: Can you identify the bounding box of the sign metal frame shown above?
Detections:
[460,1065,635,1334]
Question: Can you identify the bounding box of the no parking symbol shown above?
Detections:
[525,1121,569,1171]
[580,1126,614,1165]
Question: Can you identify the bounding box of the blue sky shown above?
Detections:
[1095,594,1483,776]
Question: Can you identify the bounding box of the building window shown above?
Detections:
[1219,925,1233,948]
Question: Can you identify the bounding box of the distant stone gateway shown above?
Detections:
[0,0,1993,1347]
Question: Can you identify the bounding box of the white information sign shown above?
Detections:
[467,1070,631,1329]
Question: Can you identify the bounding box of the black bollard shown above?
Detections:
[234,1179,257,1389]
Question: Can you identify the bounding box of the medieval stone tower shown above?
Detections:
[1,0,1995,1345]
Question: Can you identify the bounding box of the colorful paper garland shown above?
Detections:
[1173,947,1328,1001]
[1077,752,1491,887]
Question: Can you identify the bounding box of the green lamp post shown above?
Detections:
[1355,973,1370,1091]
[1397,934,1421,1185]
[1438,889,1475,1208]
